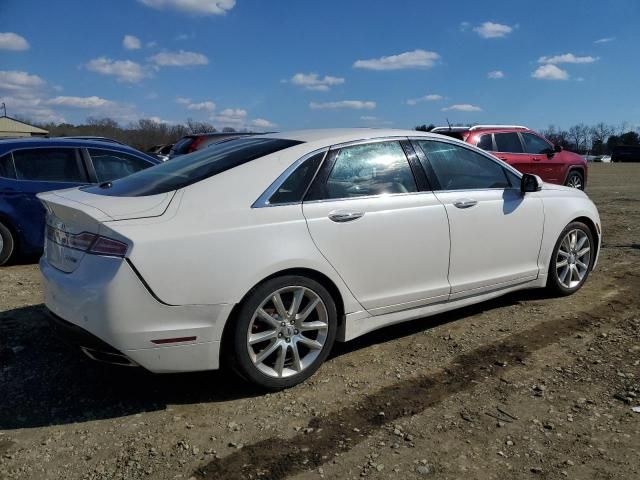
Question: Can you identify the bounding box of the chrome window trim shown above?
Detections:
[329,136,410,150]
[251,147,329,208]
[302,190,438,205]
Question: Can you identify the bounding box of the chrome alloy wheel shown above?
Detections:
[566,173,583,189]
[247,286,329,378]
[556,229,591,289]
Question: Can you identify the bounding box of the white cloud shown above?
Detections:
[86,57,148,83]
[148,50,208,67]
[210,108,247,125]
[594,37,614,44]
[146,41,158,48]
[175,97,191,104]
[406,94,442,106]
[0,32,29,51]
[123,35,141,50]
[459,21,471,32]
[441,104,482,112]
[187,100,216,111]
[290,73,345,91]
[309,100,376,110]
[538,53,598,64]
[532,64,569,80]
[487,70,504,79]
[138,0,235,15]
[353,50,440,71]
[473,22,513,39]
[0,70,45,93]
[46,96,115,108]
[250,118,276,129]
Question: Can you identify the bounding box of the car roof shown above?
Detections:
[262,128,444,146]
[0,137,158,161]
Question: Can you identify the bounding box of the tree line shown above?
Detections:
[22,116,247,152]
[415,122,640,156]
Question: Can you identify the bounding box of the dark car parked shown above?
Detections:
[611,145,640,162]
[169,132,256,158]
[0,138,159,265]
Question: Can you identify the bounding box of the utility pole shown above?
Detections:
[1,102,6,117]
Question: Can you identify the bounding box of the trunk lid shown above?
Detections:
[37,188,174,272]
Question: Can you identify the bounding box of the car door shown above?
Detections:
[302,139,451,315]
[520,132,563,184]
[6,147,90,252]
[493,132,538,176]
[84,148,155,183]
[412,138,544,298]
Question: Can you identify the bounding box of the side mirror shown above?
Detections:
[521,173,542,193]
[554,144,563,153]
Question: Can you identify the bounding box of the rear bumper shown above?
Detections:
[40,255,234,373]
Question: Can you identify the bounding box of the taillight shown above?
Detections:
[88,236,128,256]
[46,225,128,257]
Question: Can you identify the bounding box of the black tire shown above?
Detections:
[0,221,16,266]
[564,170,584,190]
[547,221,595,296]
[227,275,337,390]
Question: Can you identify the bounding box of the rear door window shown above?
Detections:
[307,141,417,200]
[494,133,524,153]
[12,148,87,183]
[88,148,152,182]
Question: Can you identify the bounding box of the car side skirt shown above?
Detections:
[339,275,547,342]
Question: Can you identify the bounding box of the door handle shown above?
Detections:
[532,157,541,161]
[453,199,478,209]
[498,157,508,161]
[328,210,365,223]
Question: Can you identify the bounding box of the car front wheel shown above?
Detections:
[565,171,584,190]
[547,222,594,295]
[228,275,337,390]
[0,221,16,266]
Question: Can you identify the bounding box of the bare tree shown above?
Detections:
[568,123,589,153]
[589,123,614,155]
[186,118,216,134]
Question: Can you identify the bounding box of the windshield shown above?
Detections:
[83,137,302,197]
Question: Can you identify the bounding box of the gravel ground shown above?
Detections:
[1,164,639,480]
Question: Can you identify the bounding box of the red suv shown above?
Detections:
[431,125,587,190]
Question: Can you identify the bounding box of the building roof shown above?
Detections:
[0,116,49,134]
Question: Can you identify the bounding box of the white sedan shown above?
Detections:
[39,129,601,389]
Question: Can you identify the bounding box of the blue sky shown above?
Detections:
[1,0,639,131]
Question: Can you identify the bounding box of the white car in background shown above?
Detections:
[39,129,601,389]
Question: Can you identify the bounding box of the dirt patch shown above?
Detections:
[1,164,639,480]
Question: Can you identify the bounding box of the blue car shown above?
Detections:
[0,138,160,265]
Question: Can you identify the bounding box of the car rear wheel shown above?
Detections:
[565,171,584,190]
[228,275,337,390]
[0,221,16,266]
[547,222,594,295]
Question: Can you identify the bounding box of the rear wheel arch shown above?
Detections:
[219,267,345,360]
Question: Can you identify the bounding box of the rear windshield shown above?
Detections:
[83,137,303,197]
[171,136,196,155]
